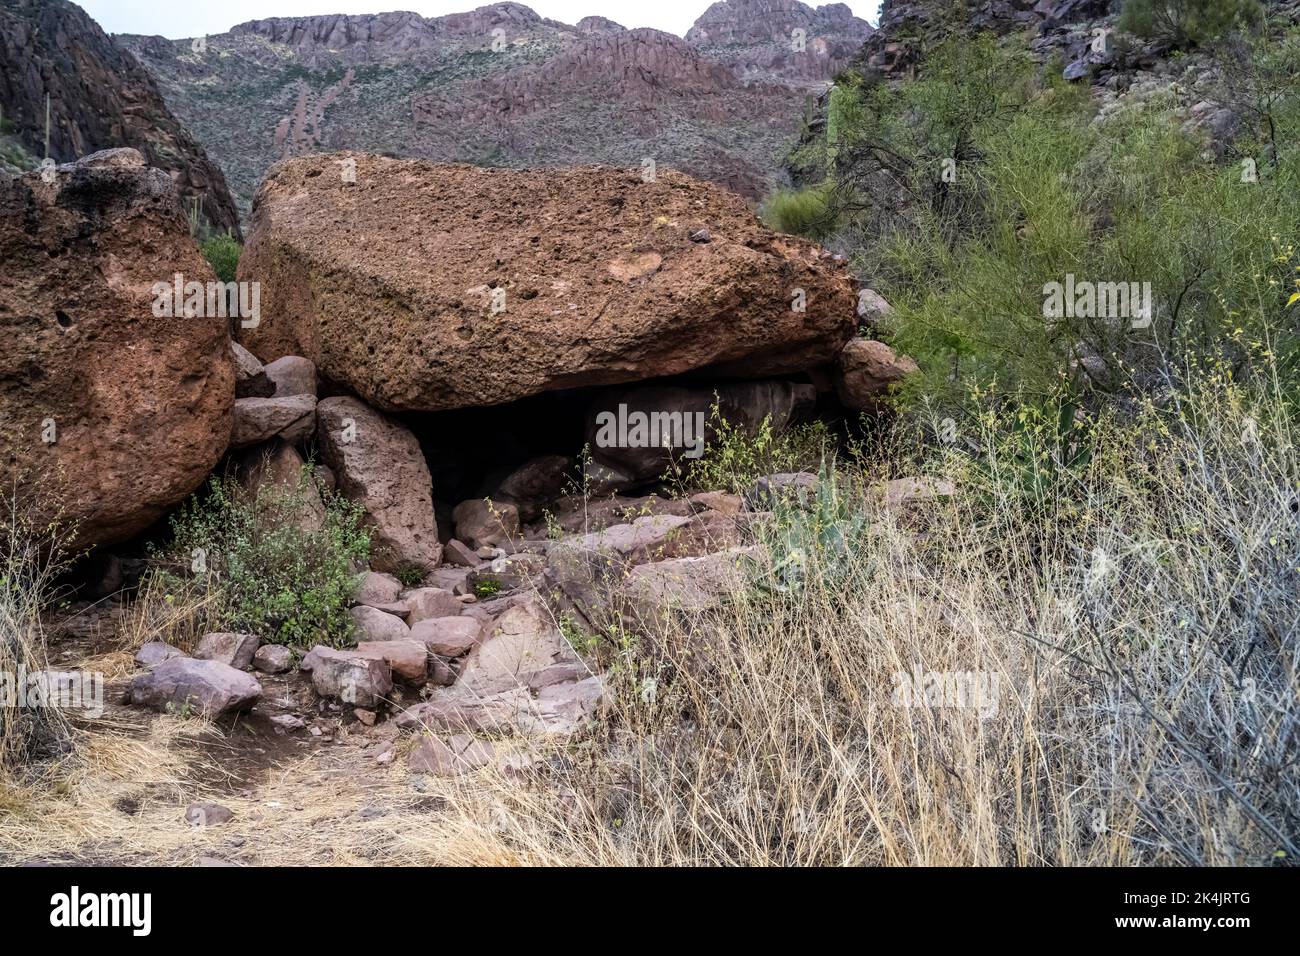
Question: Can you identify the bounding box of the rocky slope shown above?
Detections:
[117,1,873,219]
[0,0,240,235]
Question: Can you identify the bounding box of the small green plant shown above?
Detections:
[761,180,837,240]
[200,232,242,283]
[473,578,502,599]
[685,405,829,496]
[155,468,370,647]
[559,612,597,656]
[755,462,871,596]
[394,564,425,588]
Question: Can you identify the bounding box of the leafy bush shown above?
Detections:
[780,30,1300,407]
[1118,0,1262,49]
[200,233,242,283]
[761,181,837,239]
[155,469,369,647]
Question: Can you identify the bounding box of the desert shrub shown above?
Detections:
[155,468,369,647]
[782,30,1300,407]
[200,232,242,283]
[436,360,1299,865]
[0,491,74,773]
[1118,0,1263,49]
[754,462,871,596]
[683,409,831,495]
[761,181,836,239]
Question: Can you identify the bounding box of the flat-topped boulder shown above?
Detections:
[237,153,856,411]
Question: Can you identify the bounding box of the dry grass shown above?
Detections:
[2,366,1295,866]
[394,368,1299,866]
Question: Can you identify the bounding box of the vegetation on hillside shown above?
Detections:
[768,26,1300,415]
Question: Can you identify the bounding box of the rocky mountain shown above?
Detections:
[0,0,240,235]
[116,1,873,220]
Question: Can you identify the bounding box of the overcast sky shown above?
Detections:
[79,0,883,40]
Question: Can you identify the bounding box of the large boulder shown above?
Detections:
[0,148,233,548]
[316,396,442,572]
[237,154,856,411]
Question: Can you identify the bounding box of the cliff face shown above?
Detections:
[117,1,875,221]
[0,0,241,236]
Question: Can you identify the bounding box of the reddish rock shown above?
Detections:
[237,155,855,412]
[833,339,918,411]
[410,616,482,657]
[452,499,521,550]
[350,605,411,643]
[353,571,402,607]
[0,148,233,549]
[194,632,260,670]
[354,639,428,683]
[316,396,442,572]
[403,587,462,625]
[252,644,294,674]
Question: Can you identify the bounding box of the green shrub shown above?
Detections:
[200,232,242,283]
[1118,0,1262,49]
[787,30,1300,407]
[155,468,370,647]
[761,181,837,240]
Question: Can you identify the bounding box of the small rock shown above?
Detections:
[353,571,402,607]
[443,539,481,568]
[129,658,262,718]
[135,641,187,669]
[185,802,234,828]
[231,394,317,449]
[354,639,429,683]
[271,713,306,732]
[308,647,394,708]
[252,644,293,675]
[350,605,411,642]
[409,616,482,657]
[403,587,462,626]
[453,499,521,549]
[232,342,274,398]
[263,355,317,397]
[194,632,260,670]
